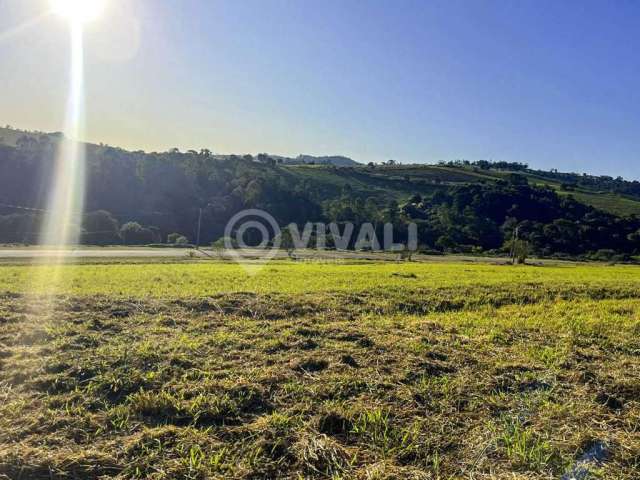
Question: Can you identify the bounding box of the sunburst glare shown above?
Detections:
[50,0,106,24]
[40,20,86,258]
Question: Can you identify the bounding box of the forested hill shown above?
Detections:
[1,127,640,259]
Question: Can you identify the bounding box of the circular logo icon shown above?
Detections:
[223,209,281,269]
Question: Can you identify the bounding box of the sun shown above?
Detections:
[50,0,106,23]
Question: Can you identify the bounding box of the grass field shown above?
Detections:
[1,260,639,479]
[556,190,640,218]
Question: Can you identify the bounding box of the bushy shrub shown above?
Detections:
[120,222,155,245]
[82,210,121,245]
[167,233,189,245]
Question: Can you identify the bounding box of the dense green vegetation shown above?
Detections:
[1,128,640,258]
[1,260,639,479]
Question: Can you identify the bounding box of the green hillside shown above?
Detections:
[2,127,640,257]
[553,190,640,217]
[285,163,640,217]
[0,127,59,147]
[2,126,639,218]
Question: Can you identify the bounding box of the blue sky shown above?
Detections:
[0,0,638,178]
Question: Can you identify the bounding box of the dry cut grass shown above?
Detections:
[0,262,639,479]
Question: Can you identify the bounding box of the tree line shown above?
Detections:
[0,138,639,259]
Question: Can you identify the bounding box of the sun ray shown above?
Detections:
[41,20,86,252]
[0,13,48,45]
[32,20,88,303]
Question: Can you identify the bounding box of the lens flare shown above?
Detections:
[41,21,85,251]
[50,0,106,23]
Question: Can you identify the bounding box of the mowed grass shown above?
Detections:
[1,261,639,479]
[2,260,640,298]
